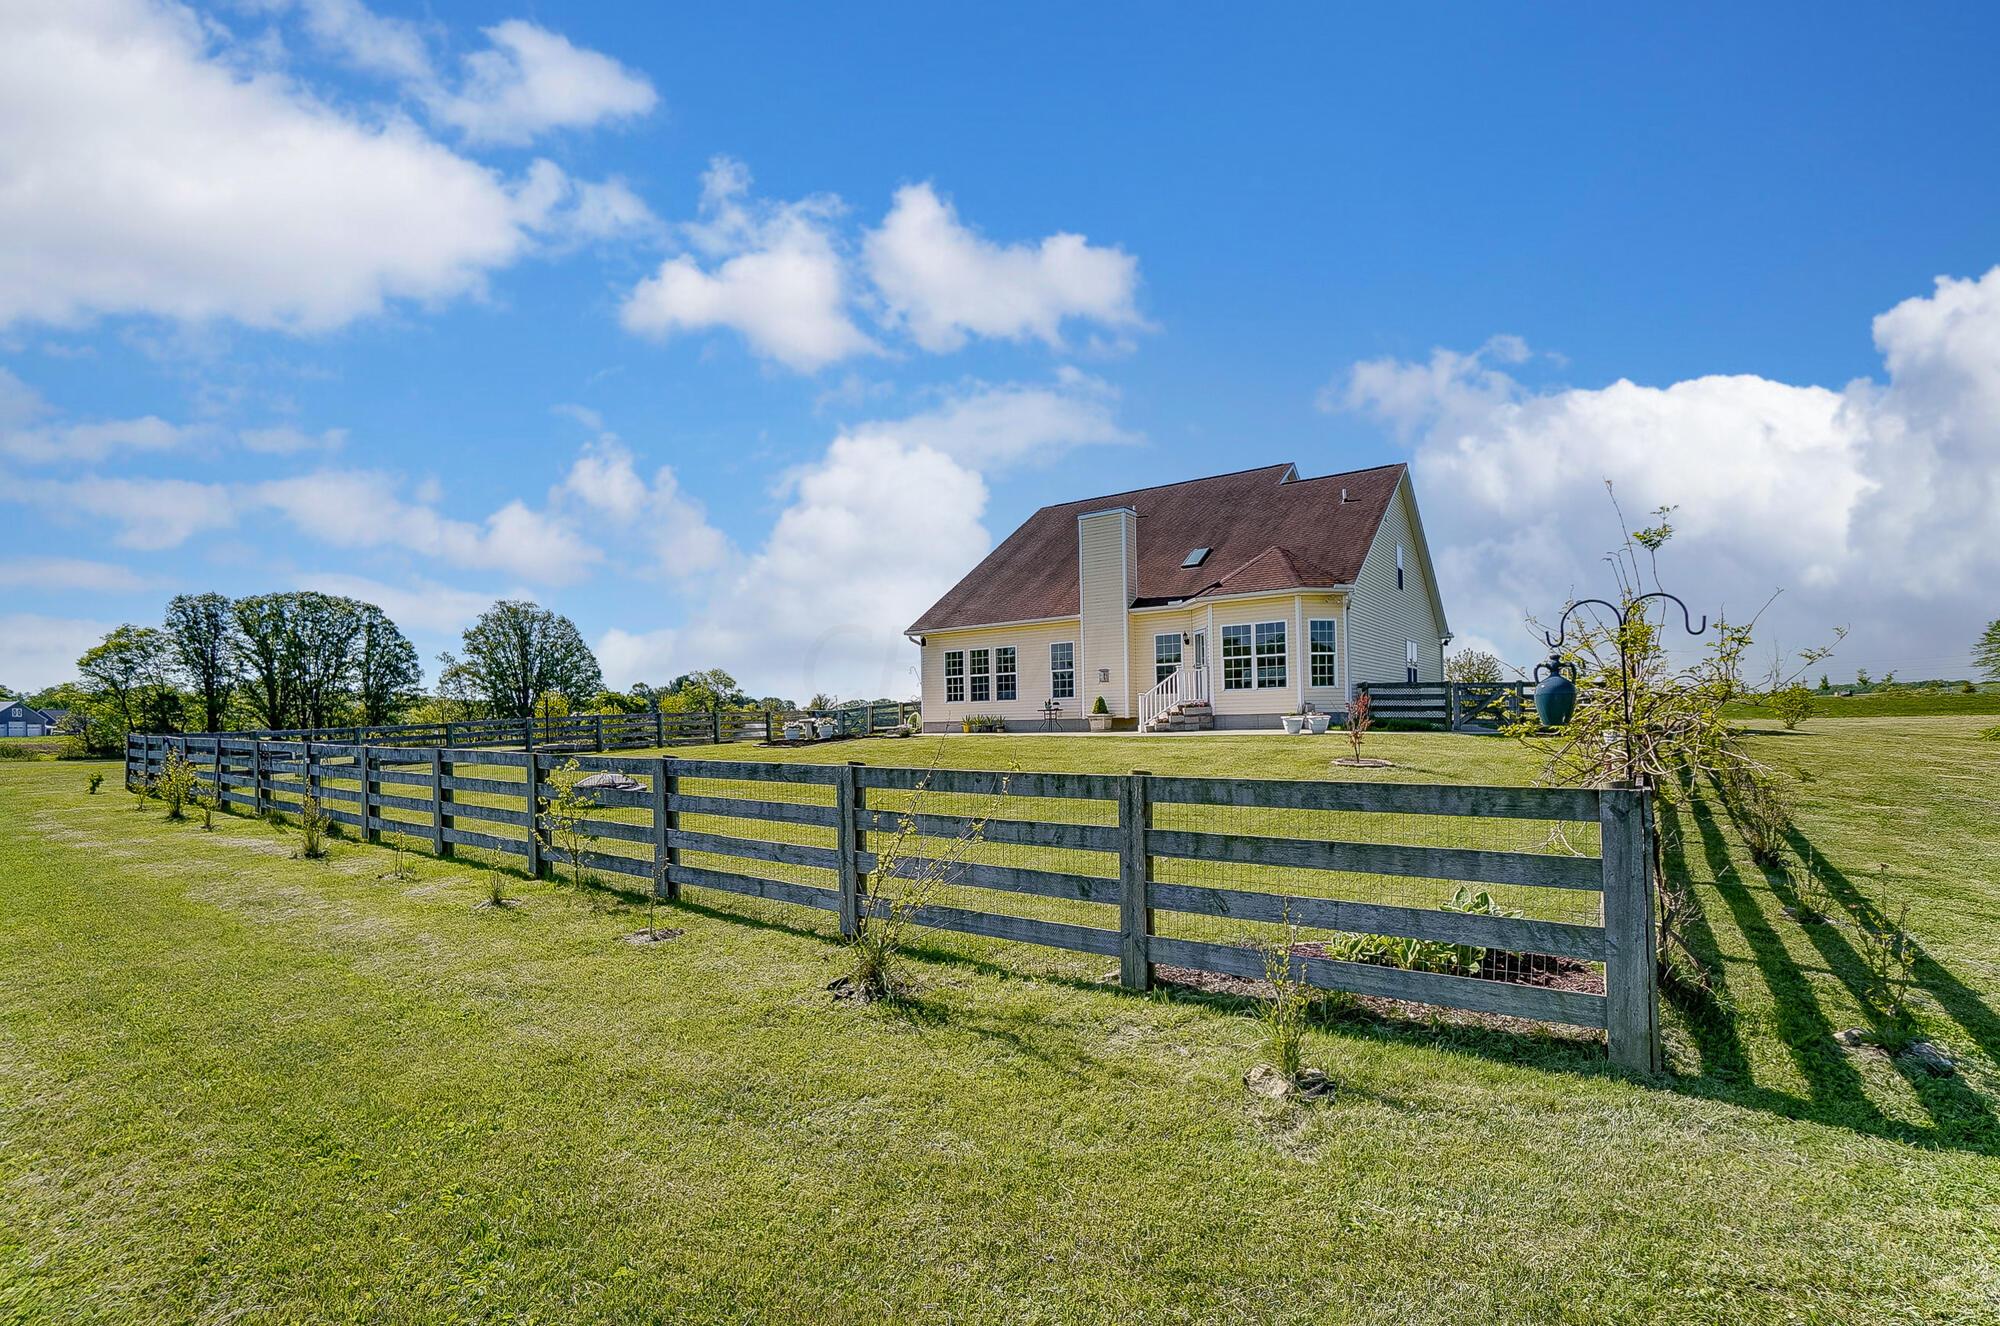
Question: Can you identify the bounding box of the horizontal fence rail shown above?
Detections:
[1358,681,1531,732]
[125,737,1659,1070]
[126,701,921,755]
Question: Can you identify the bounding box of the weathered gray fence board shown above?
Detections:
[670,793,838,829]
[673,758,841,785]
[857,766,1121,800]
[671,829,840,871]
[1146,828,1605,890]
[447,800,532,829]
[861,897,1122,957]
[442,825,529,856]
[1145,883,1609,961]
[1148,776,1599,823]
[441,774,529,797]
[670,865,840,911]
[857,808,1119,854]
[857,852,1116,904]
[1148,935,1609,1028]
[576,818,655,846]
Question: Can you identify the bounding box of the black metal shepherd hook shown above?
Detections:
[1543,591,1709,784]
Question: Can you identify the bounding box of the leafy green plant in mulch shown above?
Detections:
[86,772,104,795]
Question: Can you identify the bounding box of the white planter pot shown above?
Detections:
[814,719,837,739]
[1281,716,1304,736]
[1306,713,1330,735]
[783,721,809,742]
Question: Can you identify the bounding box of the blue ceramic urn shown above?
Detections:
[1533,654,1577,727]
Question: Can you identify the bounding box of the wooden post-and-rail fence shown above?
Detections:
[126,734,1661,1071]
[136,702,922,756]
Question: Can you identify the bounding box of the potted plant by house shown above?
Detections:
[1281,710,1304,736]
[1303,703,1330,735]
[1087,696,1114,732]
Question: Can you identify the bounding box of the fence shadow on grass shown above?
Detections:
[1653,790,2000,1155]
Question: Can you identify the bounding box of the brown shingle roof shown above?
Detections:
[907,461,1406,634]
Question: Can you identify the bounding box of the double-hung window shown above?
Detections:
[1406,639,1420,685]
[1254,621,1287,688]
[1309,619,1337,688]
[970,648,991,703]
[1050,643,1075,700]
[944,650,965,703]
[1154,632,1182,684]
[995,646,1017,701]
[1221,625,1253,690]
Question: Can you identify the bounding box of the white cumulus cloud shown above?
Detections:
[0,0,651,333]
[1331,265,2000,680]
[620,159,874,372]
[429,18,658,147]
[863,182,1147,353]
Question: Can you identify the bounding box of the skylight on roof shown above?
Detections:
[1181,547,1211,568]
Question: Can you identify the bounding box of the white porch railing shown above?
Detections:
[1139,665,1210,730]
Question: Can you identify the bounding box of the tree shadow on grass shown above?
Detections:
[1655,789,2000,1154]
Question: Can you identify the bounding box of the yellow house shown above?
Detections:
[905,462,1451,732]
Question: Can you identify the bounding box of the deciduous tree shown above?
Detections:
[457,601,602,719]
[164,592,237,732]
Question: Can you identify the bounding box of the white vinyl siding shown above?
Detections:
[919,619,1084,727]
[1347,475,1447,688]
[1078,509,1136,716]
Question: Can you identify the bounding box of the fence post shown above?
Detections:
[1600,786,1661,1073]
[444,720,457,748]
[711,706,722,746]
[654,710,665,747]
[651,756,678,901]
[359,745,377,843]
[252,740,266,817]
[594,713,605,752]
[303,740,317,808]
[835,761,862,938]
[1118,769,1153,991]
[524,752,543,880]
[1446,681,1459,732]
[523,715,536,753]
[431,747,449,858]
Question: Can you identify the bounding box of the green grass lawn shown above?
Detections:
[1725,688,2000,719]
[4,720,1999,1322]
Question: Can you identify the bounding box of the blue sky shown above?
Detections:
[5,1,1998,699]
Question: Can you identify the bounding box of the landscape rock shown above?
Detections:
[1899,1040,1956,1076]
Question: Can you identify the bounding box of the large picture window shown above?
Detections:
[1309,619,1337,688]
[1050,643,1075,700]
[995,646,1017,701]
[1255,621,1287,688]
[944,650,965,703]
[970,648,991,703]
[1221,625,1253,690]
[1154,632,1182,684]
